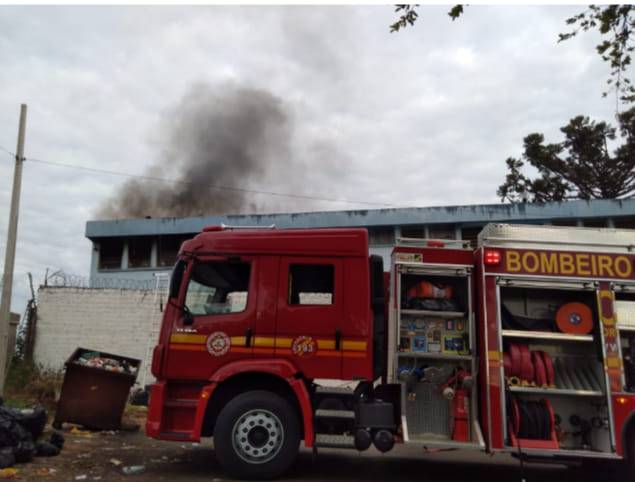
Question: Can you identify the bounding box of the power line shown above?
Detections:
[0,145,14,158]
[23,156,396,208]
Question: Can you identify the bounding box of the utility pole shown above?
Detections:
[0,104,27,394]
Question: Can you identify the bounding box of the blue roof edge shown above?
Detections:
[85,199,635,239]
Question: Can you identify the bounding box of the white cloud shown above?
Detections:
[0,5,622,313]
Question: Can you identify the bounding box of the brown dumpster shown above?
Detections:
[53,348,141,430]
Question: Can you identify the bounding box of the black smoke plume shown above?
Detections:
[97,82,291,219]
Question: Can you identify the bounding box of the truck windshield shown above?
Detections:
[185,261,251,316]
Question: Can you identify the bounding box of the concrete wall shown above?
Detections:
[34,287,162,386]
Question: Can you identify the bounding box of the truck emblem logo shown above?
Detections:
[291,336,317,358]
[206,332,230,357]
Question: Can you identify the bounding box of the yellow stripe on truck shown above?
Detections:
[170,334,207,344]
[253,337,275,348]
[342,340,367,351]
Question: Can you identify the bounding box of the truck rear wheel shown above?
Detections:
[213,390,300,479]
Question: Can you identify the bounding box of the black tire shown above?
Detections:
[213,390,300,480]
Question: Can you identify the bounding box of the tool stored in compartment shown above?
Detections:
[555,302,593,335]
[406,281,453,300]
[507,396,558,446]
[440,368,473,442]
[504,344,555,388]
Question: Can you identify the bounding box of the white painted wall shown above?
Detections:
[34,287,162,385]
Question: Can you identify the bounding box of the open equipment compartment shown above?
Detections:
[496,281,612,452]
[389,240,484,449]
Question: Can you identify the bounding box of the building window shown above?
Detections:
[429,224,456,240]
[98,238,124,270]
[460,226,483,248]
[551,219,579,227]
[615,217,635,229]
[128,237,153,269]
[581,218,607,228]
[401,226,426,238]
[185,261,251,316]
[158,235,192,267]
[288,264,334,305]
[368,227,395,245]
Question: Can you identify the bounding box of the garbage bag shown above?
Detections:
[0,448,14,469]
[49,431,64,450]
[35,441,60,457]
[11,406,47,440]
[0,406,38,463]
[0,408,32,448]
[13,441,35,463]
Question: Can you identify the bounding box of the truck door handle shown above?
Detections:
[335,329,342,351]
[245,328,253,348]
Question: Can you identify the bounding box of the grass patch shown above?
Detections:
[4,360,62,411]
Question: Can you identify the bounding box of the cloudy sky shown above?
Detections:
[0,5,620,312]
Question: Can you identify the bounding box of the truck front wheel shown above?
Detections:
[213,390,300,479]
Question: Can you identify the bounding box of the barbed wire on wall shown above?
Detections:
[44,269,158,291]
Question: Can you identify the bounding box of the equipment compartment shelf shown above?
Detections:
[508,386,604,397]
[501,329,593,342]
[401,309,465,319]
[397,352,472,361]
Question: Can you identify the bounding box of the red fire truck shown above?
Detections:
[147,223,635,479]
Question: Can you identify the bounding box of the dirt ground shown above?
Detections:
[4,423,625,482]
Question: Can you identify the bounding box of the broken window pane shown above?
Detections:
[158,235,191,267]
[429,224,456,240]
[401,225,425,238]
[460,226,483,248]
[368,227,395,245]
[128,237,152,268]
[98,237,124,270]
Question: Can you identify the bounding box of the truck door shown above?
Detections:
[275,257,343,379]
[165,256,257,380]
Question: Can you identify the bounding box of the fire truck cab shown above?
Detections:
[147,223,635,479]
[146,226,392,478]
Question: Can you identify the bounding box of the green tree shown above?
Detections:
[497,108,635,202]
[389,4,463,33]
[559,5,634,106]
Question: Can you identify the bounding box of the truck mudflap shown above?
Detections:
[145,381,167,439]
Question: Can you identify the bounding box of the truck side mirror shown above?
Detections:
[169,260,187,300]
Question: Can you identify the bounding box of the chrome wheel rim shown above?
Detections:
[232,409,284,464]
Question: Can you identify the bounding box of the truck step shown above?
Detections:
[315,409,355,420]
[164,399,198,409]
[315,386,355,397]
[315,434,356,449]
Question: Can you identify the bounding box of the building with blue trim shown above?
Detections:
[85,199,635,286]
